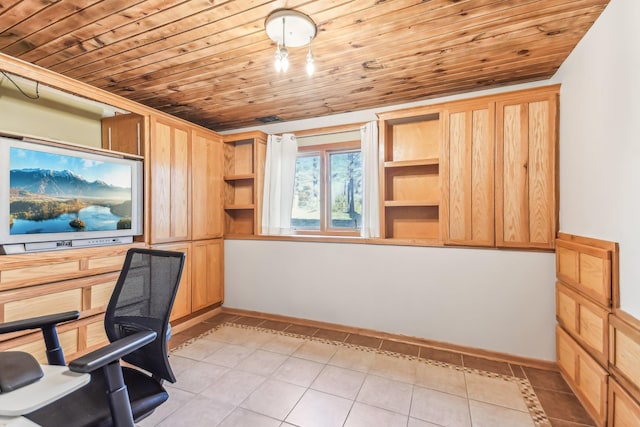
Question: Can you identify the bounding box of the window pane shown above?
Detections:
[329,151,362,230]
[291,155,320,230]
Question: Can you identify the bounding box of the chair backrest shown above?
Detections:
[104,248,185,383]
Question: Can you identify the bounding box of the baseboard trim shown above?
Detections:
[221,306,557,371]
[171,306,222,334]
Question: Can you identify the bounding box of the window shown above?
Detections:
[291,141,362,235]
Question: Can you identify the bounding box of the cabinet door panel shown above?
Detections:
[172,127,190,240]
[101,114,144,156]
[149,122,172,241]
[192,130,223,239]
[442,102,494,246]
[149,116,191,243]
[496,91,557,249]
[192,239,223,311]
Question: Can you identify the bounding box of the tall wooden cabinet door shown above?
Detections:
[148,116,191,243]
[496,89,558,249]
[442,101,495,246]
[192,130,223,240]
[191,239,223,311]
[152,242,192,322]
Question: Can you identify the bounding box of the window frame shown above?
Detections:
[293,140,362,237]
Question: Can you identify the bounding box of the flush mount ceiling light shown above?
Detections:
[265,9,317,75]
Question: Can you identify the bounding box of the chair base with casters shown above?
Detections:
[0,248,186,427]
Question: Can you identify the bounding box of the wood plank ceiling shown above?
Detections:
[0,0,610,131]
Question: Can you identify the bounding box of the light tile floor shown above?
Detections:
[136,316,587,427]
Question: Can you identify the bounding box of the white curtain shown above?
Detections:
[262,133,298,235]
[360,121,380,238]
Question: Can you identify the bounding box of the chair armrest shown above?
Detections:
[69,330,158,374]
[0,311,80,334]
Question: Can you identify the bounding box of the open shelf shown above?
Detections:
[224,209,255,235]
[379,109,442,241]
[224,139,254,175]
[222,132,267,236]
[384,164,440,204]
[384,205,440,240]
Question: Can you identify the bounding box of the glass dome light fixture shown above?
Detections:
[265,9,317,74]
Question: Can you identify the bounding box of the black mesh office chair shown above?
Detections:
[0,248,185,427]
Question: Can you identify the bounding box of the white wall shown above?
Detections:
[555,0,640,318]
[225,240,556,360]
[225,79,563,361]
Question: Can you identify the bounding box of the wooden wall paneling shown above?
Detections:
[496,89,558,249]
[192,129,223,240]
[442,100,495,246]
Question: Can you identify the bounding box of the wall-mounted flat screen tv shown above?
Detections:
[0,136,143,253]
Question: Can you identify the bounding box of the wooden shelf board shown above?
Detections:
[384,200,439,207]
[384,158,439,168]
[224,174,255,181]
[224,204,255,210]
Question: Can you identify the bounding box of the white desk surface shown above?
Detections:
[0,416,40,426]
[0,365,89,417]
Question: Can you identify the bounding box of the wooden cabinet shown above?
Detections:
[153,239,223,321]
[556,233,621,427]
[223,131,267,236]
[191,239,224,311]
[376,85,557,249]
[192,129,223,240]
[496,89,558,249]
[101,113,145,156]
[148,115,191,244]
[147,117,225,321]
[442,100,495,247]
[378,109,442,242]
[0,244,141,362]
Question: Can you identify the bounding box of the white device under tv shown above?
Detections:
[0,135,143,254]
